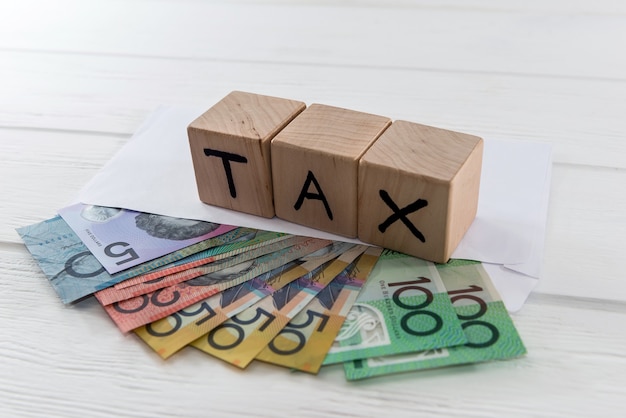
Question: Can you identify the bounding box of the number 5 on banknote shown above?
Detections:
[255,246,383,373]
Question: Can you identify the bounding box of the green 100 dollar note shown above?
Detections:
[255,246,383,374]
[343,260,526,380]
[323,250,467,365]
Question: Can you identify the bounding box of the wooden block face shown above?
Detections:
[188,91,305,218]
[358,120,483,263]
[272,104,391,237]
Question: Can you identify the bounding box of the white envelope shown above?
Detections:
[74,105,552,311]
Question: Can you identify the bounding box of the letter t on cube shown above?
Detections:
[358,121,483,263]
[188,91,305,218]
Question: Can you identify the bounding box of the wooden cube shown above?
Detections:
[188,91,305,218]
[272,104,391,237]
[358,121,483,263]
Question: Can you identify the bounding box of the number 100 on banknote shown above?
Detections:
[323,250,467,364]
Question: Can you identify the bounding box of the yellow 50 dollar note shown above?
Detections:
[136,241,354,359]
[255,246,383,374]
[192,244,369,368]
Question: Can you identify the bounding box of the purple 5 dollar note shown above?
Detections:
[58,203,236,274]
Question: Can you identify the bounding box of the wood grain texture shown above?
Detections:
[1,0,625,416]
[358,121,483,262]
[188,91,305,217]
[2,52,625,170]
[2,1,625,79]
[272,104,390,237]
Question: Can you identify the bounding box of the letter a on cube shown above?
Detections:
[188,91,305,218]
[272,104,391,237]
[358,121,483,263]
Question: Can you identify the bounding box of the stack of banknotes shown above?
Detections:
[17,202,526,380]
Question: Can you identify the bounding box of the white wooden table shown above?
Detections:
[1,1,625,416]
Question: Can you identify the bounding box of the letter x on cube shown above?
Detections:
[358,120,483,263]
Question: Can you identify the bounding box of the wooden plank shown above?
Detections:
[1,51,625,169]
[0,128,127,242]
[1,247,624,417]
[1,1,626,80]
